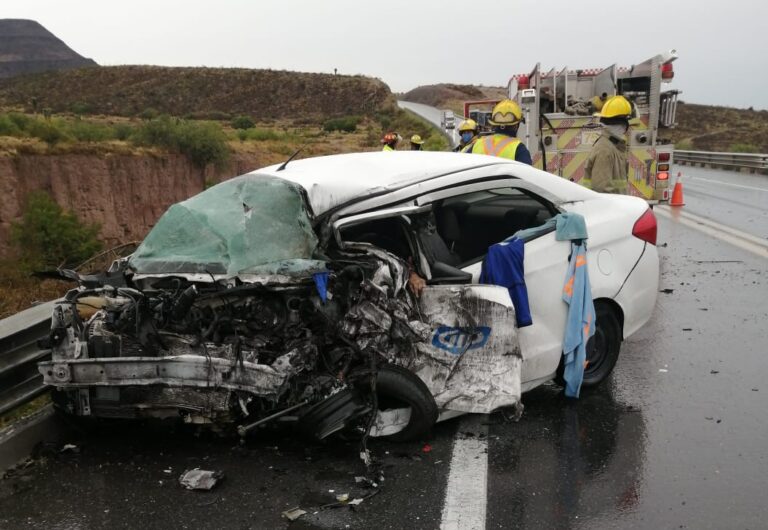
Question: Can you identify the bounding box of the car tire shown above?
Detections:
[374,364,438,442]
[583,303,622,387]
[555,302,622,389]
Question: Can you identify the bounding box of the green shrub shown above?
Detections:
[139,108,160,121]
[70,101,92,115]
[323,115,361,133]
[66,120,114,142]
[11,191,102,270]
[7,112,33,131]
[424,134,448,151]
[231,115,255,130]
[729,143,759,153]
[0,115,22,136]
[27,119,70,146]
[132,116,230,167]
[113,123,133,141]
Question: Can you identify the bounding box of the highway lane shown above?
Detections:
[397,100,460,148]
[674,164,768,239]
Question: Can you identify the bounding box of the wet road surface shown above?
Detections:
[676,164,768,239]
[2,188,767,529]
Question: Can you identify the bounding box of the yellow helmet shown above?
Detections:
[600,95,633,119]
[410,134,424,145]
[458,119,478,133]
[489,99,522,126]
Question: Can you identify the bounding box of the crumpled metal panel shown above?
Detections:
[407,285,522,414]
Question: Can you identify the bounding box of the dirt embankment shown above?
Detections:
[0,153,261,258]
[0,66,396,122]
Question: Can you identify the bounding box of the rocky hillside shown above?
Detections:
[0,19,96,79]
[0,66,396,122]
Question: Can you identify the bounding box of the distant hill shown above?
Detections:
[0,19,97,79]
[0,65,396,121]
[401,84,768,153]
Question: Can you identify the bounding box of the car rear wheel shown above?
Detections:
[582,303,621,387]
[555,302,622,389]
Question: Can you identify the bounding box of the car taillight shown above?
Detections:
[633,209,657,245]
[658,152,670,162]
[661,62,674,79]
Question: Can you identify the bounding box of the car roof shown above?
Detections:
[249,152,515,216]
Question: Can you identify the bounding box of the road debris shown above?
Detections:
[659,288,674,294]
[282,507,307,521]
[178,468,223,491]
[59,444,80,454]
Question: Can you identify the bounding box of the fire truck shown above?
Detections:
[463,50,680,202]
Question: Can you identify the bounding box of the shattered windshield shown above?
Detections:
[129,175,318,275]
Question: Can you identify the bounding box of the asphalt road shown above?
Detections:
[674,165,768,239]
[1,172,767,529]
[398,100,460,148]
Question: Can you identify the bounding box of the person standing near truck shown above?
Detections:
[410,134,425,151]
[454,119,479,152]
[381,132,400,152]
[585,95,632,193]
[470,99,532,165]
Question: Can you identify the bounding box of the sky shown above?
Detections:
[3,0,768,109]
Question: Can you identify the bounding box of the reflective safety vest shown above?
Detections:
[471,134,521,160]
[382,145,395,152]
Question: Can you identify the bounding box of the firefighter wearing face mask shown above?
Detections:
[454,119,479,152]
[585,95,633,193]
[470,99,532,164]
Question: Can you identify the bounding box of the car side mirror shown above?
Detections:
[428,261,472,285]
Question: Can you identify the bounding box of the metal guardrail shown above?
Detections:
[675,150,768,173]
[0,301,56,416]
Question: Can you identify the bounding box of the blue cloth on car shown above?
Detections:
[480,238,532,327]
[561,241,596,398]
[555,212,589,241]
[312,271,329,304]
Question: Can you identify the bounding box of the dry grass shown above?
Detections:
[0,263,71,319]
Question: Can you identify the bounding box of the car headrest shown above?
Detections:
[435,206,461,243]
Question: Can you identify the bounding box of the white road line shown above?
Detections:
[686,176,768,193]
[655,206,768,259]
[440,415,489,530]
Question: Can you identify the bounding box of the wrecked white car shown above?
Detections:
[39,152,659,441]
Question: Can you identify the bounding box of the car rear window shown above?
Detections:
[129,175,318,276]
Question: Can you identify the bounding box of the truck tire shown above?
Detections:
[374,364,438,442]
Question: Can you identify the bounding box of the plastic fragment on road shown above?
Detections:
[179,468,223,490]
[59,443,79,454]
[282,507,307,521]
[336,493,349,502]
[422,444,432,453]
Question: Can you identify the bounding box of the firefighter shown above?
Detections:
[410,134,425,151]
[470,99,532,165]
[381,132,400,152]
[585,95,632,194]
[590,92,609,113]
[454,119,479,152]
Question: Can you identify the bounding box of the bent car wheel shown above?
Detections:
[581,303,622,387]
[374,364,438,442]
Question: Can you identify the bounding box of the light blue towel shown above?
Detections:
[562,242,596,398]
[555,212,588,241]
